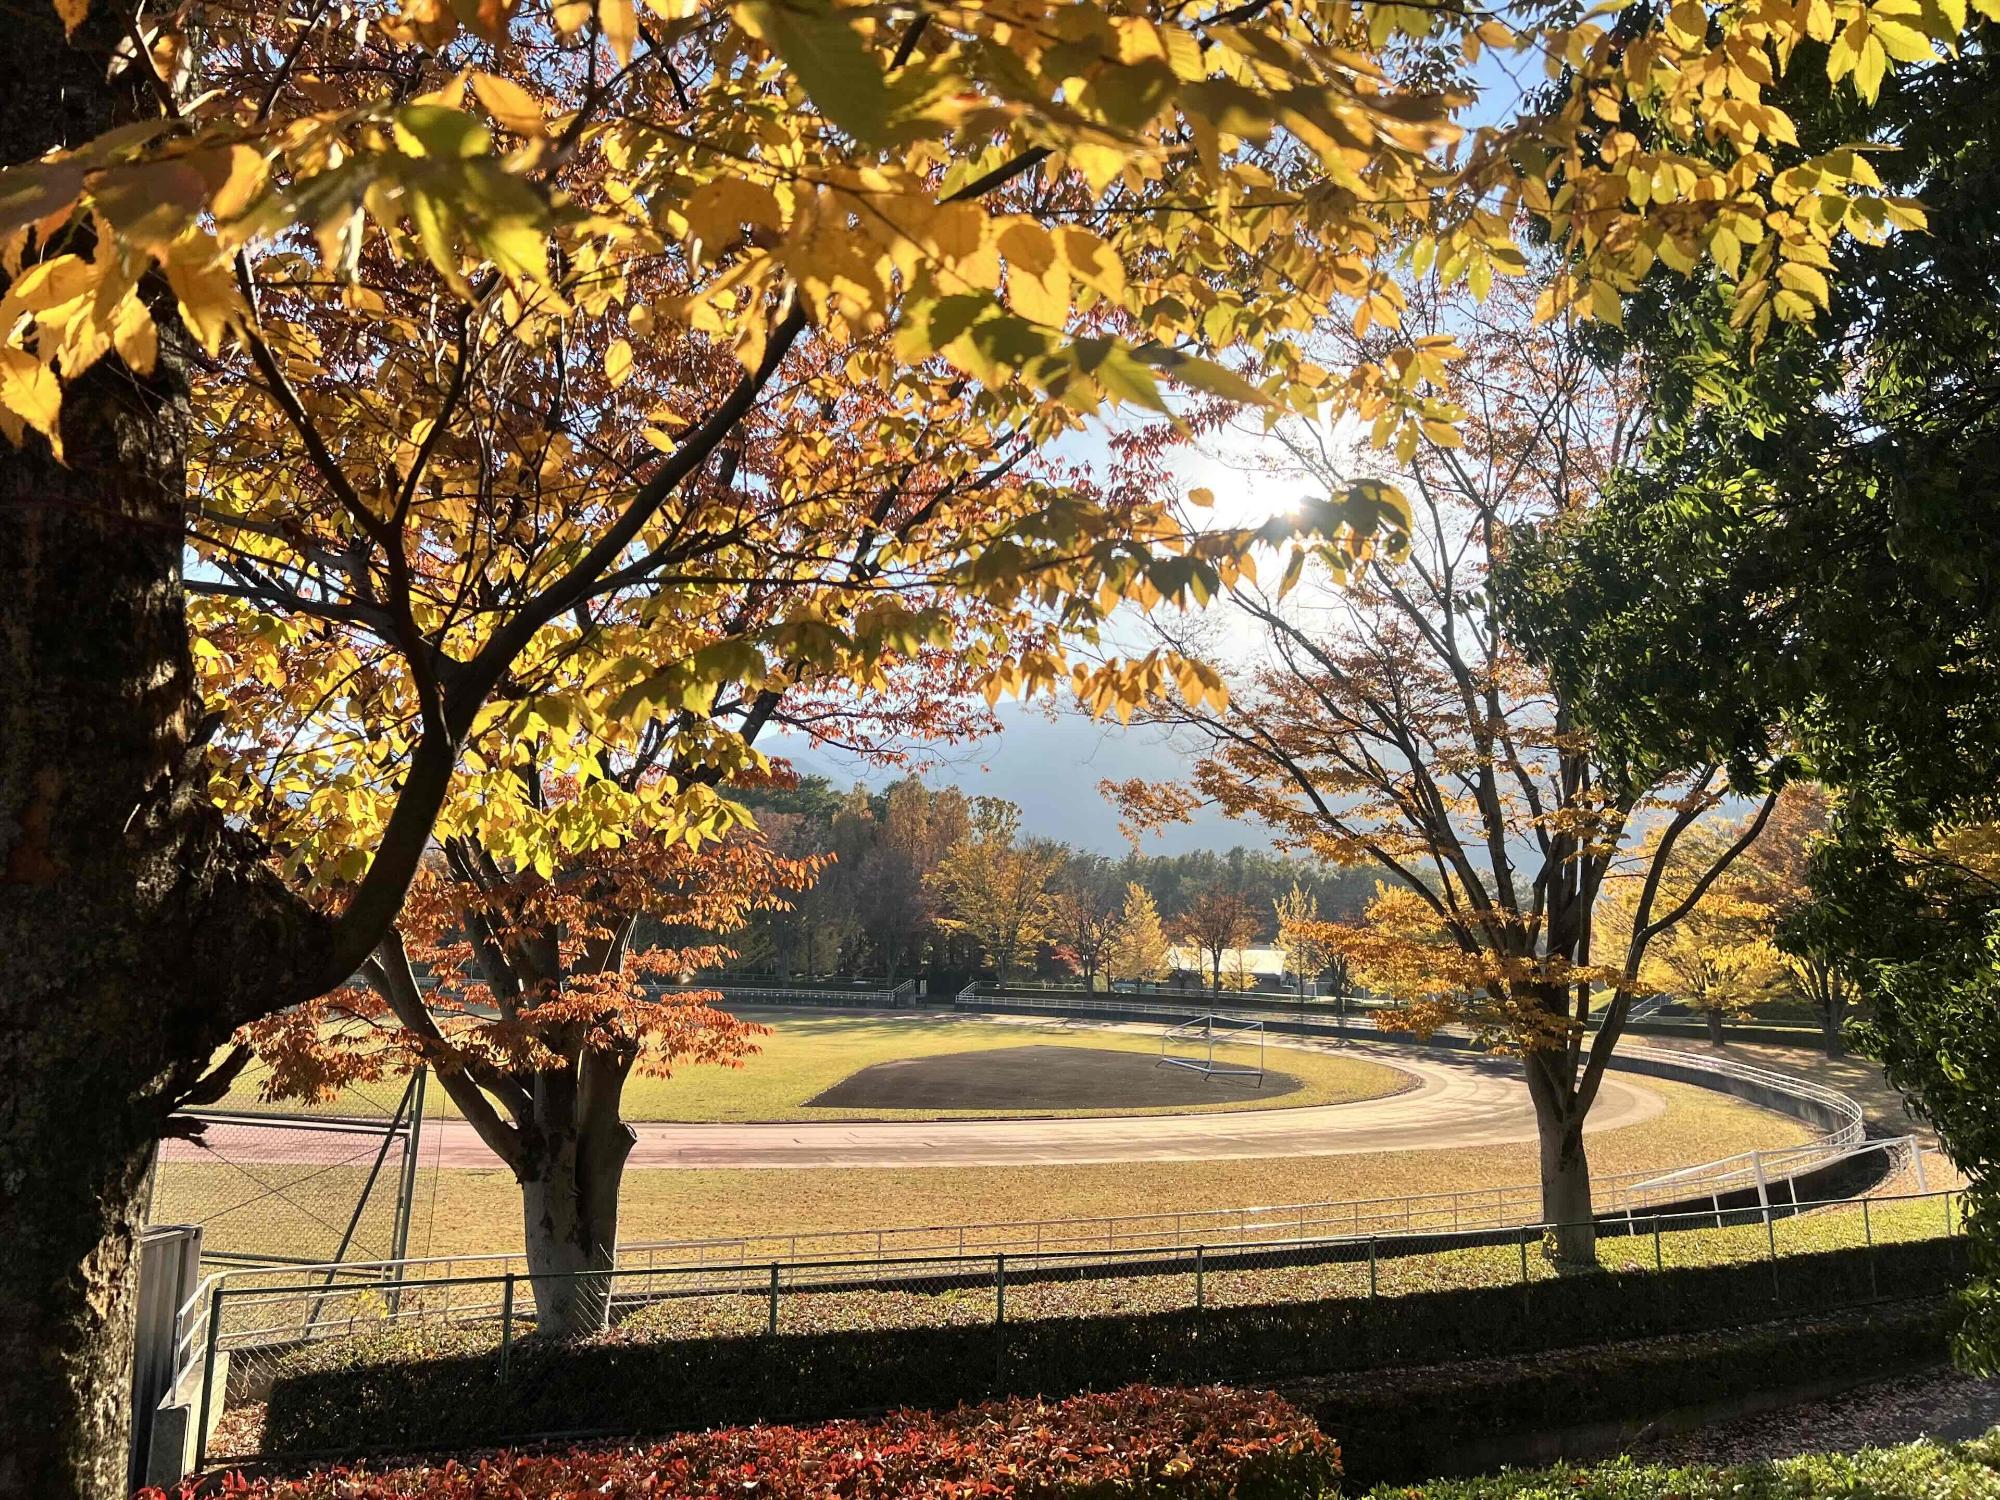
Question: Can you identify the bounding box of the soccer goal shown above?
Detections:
[1159,1013,1267,1084]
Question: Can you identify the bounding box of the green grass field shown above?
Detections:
[208,1010,1414,1123]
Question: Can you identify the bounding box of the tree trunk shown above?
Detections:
[1705,1006,1725,1047]
[1523,1054,1596,1268]
[1822,997,1845,1058]
[1535,1107,1596,1266]
[519,1114,635,1337]
[1,10,337,1496]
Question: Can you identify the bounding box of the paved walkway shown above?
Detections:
[350,1032,1667,1170]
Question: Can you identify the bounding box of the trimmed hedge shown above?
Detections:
[1300,1298,1955,1488]
[259,1237,1968,1457]
[164,1387,1336,1500]
[1358,1430,2000,1498]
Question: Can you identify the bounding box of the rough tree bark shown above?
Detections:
[517,1057,638,1336]
[1524,1054,1596,1265]
[0,13,336,1499]
[370,935,640,1337]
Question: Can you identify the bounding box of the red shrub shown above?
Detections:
[147,1385,1335,1500]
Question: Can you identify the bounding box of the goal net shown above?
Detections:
[1158,1013,1267,1084]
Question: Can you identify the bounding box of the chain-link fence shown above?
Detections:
[148,1069,428,1274]
[172,1185,1968,1468]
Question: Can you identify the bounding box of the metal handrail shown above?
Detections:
[182,1181,1964,1472]
[169,1003,1899,1422]
[191,1182,1964,1354]
[181,1135,1924,1318]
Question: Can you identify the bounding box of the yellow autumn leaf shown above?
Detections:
[684,178,785,252]
[1853,33,1888,98]
[1776,261,1831,309]
[0,346,62,458]
[1666,0,1708,43]
[471,72,548,137]
[599,0,636,64]
[109,293,159,375]
[606,338,635,387]
[161,256,241,355]
[1057,227,1126,303]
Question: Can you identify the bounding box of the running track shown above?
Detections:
[166,1025,1673,1170]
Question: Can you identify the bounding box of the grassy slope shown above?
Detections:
[208,1012,1412,1124]
[611,1192,1959,1338]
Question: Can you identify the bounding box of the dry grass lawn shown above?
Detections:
[209,1011,1410,1123]
[157,1075,1820,1264]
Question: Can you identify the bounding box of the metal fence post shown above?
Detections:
[768,1262,780,1335]
[1520,1225,1535,1325]
[1653,1216,1668,1328]
[1864,1198,1879,1300]
[1367,1236,1377,1299]
[1194,1245,1205,1310]
[1766,1203,1780,1301]
[993,1252,1008,1390]
[498,1274,514,1382]
[192,1280,223,1473]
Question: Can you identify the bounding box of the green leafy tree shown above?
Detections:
[1512,30,2000,1345]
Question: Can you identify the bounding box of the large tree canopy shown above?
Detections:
[1507,26,2000,1356]
[1509,32,2000,809]
[1107,281,1784,1263]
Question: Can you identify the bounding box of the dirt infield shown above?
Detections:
[804,1044,1305,1111]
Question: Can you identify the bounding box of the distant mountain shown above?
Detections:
[762,703,1259,856]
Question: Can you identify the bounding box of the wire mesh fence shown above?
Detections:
[148,1069,427,1274]
[185,1130,1925,1297]
[174,1185,1969,1469]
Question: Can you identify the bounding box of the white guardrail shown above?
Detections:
[657,979,922,1007]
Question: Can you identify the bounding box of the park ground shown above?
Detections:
[157,1069,1813,1262]
[208,1009,1411,1122]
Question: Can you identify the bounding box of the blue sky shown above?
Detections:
[775,698,1265,854]
[767,418,1318,855]
[762,37,1549,857]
